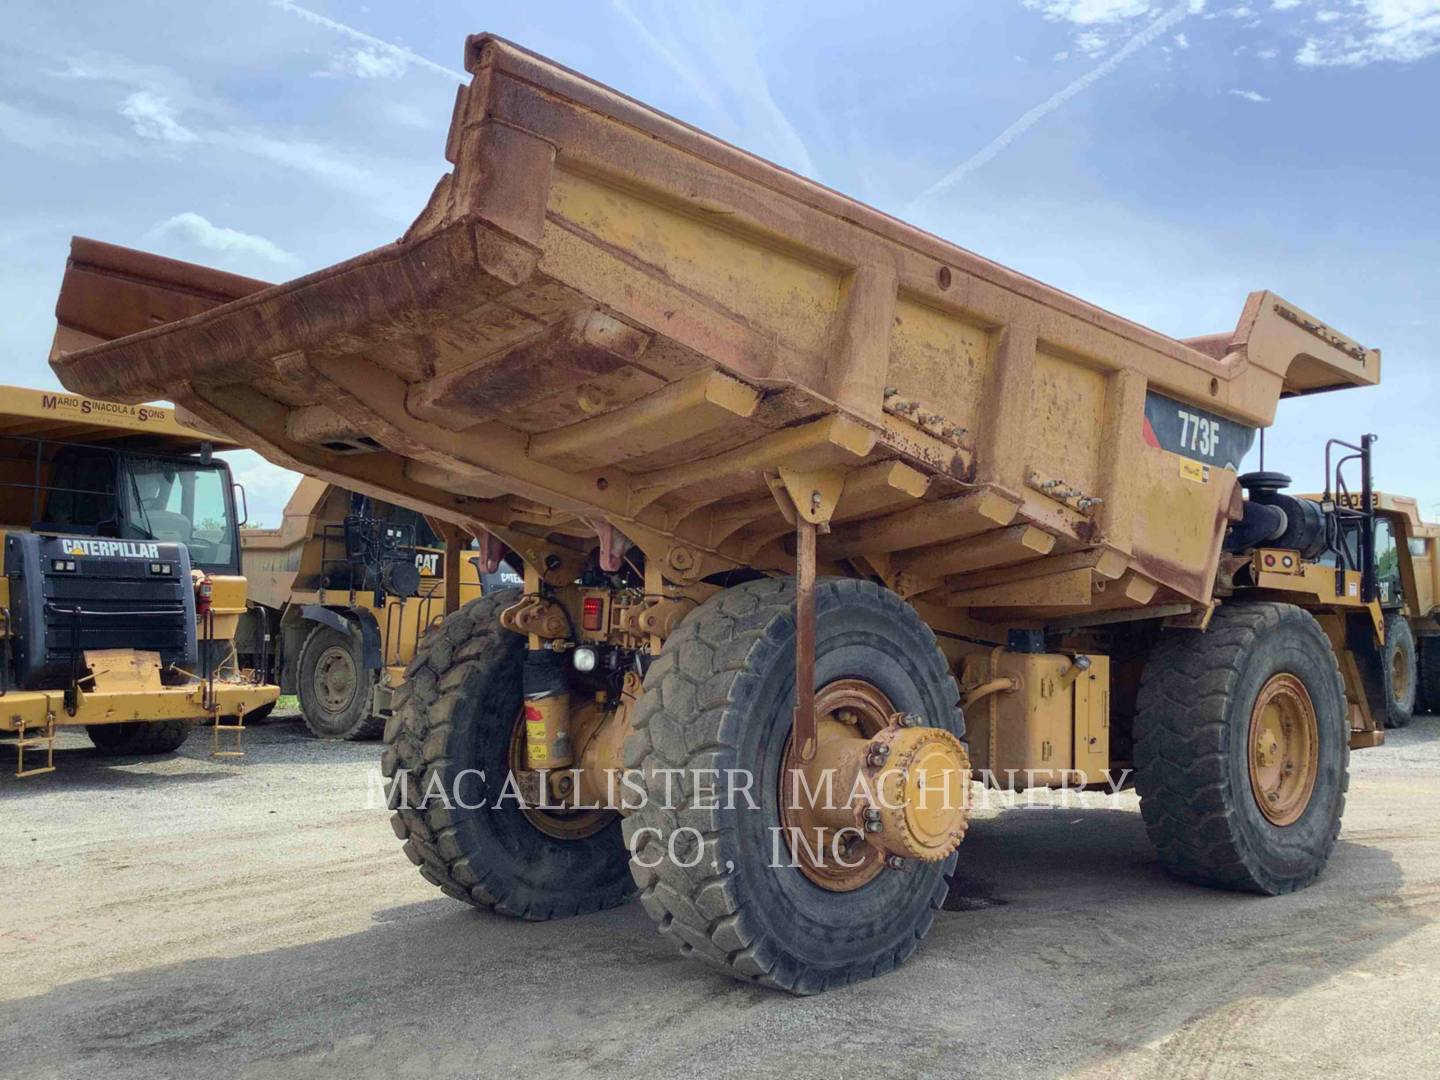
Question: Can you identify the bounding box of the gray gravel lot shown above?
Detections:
[3,710,1439,1079]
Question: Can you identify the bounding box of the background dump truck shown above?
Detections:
[53,34,1401,993]
[1330,490,1440,725]
[0,385,277,775]
[239,477,514,739]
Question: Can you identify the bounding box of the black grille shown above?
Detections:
[43,564,190,663]
[4,532,198,689]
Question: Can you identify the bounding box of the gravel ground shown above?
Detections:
[3,709,1439,1079]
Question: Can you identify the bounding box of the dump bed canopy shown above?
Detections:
[49,34,1381,627]
[0,383,236,455]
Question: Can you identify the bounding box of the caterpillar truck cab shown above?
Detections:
[239,477,517,739]
[0,385,279,775]
[52,34,1407,992]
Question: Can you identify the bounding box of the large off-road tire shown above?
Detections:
[1135,602,1348,895]
[1420,636,1440,716]
[1382,614,1417,729]
[622,577,964,995]
[243,701,277,724]
[87,720,195,755]
[297,624,382,740]
[381,589,634,919]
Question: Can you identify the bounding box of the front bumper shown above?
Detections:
[0,679,279,731]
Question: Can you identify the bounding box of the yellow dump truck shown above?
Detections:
[0,383,277,775]
[52,35,1403,992]
[240,477,512,738]
[1335,490,1440,724]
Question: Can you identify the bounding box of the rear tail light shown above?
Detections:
[581,595,604,632]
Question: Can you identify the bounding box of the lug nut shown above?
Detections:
[885,855,907,871]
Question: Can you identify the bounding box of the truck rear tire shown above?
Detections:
[1135,602,1348,895]
[381,589,634,918]
[1382,614,1417,729]
[622,577,963,995]
[297,624,382,740]
[87,720,195,755]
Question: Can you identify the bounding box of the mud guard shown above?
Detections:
[299,604,383,671]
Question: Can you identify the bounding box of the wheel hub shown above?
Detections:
[315,646,358,713]
[1247,673,1319,827]
[782,680,971,891]
[1391,648,1410,703]
[864,724,972,861]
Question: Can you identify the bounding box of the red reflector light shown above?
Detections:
[1263,554,1276,567]
[582,596,604,631]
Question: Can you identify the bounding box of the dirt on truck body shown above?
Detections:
[52,34,1399,993]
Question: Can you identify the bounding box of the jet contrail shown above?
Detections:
[915,2,1196,203]
[271,0,468,83]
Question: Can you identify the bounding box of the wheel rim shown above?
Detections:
[1391,646,1410,704]
[1247,673,1319,827]
[506,709,615,840]
[314,645,358,715]
[779,678,894,892]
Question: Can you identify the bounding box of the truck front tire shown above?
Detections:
[296,624,382,740]
[1381,614,1417,729]
[623,577,964,995]
[1135,602,1348,895]
[87,720,194,755]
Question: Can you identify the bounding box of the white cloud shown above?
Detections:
[1226,4,1256,15]
[1294,1,1440,66]
[1229,87,1271,100]
[220,450,303,529]
[1258,46,1280,56]
[24,46,427,222]
[1077,29,1111,53]
[150,212,298,266]
[1271,0,1301,9]
[326,46,408,80]
[271,0,466,82]
[1174,30,1192,45]
[1054,49,1073,58]
[120,90,197,143]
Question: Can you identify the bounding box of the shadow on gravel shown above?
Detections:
[0,800,1421,1080]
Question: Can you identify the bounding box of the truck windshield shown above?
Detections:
[122,457,238,573]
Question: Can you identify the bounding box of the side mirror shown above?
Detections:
[234,482,249,527]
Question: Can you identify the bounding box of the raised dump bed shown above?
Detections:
[53,35,1391,995]
[51,35,1376,628]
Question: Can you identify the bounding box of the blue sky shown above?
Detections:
[2,0,1437,525]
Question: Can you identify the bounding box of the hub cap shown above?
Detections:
[1247,673,1319,827]
[781,679,971,892]
[1391,647,1410,704]
[315,645,358,714]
